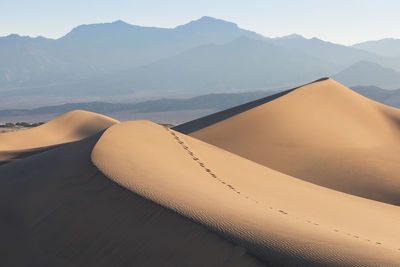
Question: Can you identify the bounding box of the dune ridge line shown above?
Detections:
[165,127,398,252]
[91,121,400,265]
[184,78,400,205]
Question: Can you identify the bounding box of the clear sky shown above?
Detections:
[1,0,399,45]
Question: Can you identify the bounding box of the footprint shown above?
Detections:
[168,126,394,252]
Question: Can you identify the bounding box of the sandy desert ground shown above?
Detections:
[180,78,400,206]
[1,79,399,266]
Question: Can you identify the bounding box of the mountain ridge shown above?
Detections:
[353,38,400,57]
[1,16,400,107]
[2,80,400,120]
[333,60,400,89]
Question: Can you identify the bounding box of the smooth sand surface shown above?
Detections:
[0,110,118,163]
[3,81,400,266]
[0,133,262,267]
[185,79,400,205]
[173,78,329,135]
[92,121,400,266]
[0,110,118,151]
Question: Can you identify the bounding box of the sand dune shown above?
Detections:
[178,78,400,205]
[0,110,118,163]
[2,81,400,266]
[0,132,262,267]
[92,121,400,266]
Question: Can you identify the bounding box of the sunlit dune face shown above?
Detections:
[187,79,400,205]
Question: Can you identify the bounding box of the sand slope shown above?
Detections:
[0,132,262,267]
[92,121,400,266]
[181,79,400,205]
[2,100,400,265]
[0,110,118,163]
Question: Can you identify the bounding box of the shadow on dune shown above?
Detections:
[0,132,265,267]
[0,143,68,166]
[173,77,329,134]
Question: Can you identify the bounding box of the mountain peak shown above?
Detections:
[198,16,219,21]
[175,16,238,31]
[62,20,136,39]
[111,20,129,25]
[278,33,304,39]
[1,34,23,41]
[1,33,50,42]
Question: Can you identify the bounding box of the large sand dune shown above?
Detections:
[2,78,400,266]
[92,121,400,266]
[0,132,262,267]
[0,110,118,163]
[178,78,400,205]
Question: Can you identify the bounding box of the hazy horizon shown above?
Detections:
[2,2,400,266]
[2,0,400,45]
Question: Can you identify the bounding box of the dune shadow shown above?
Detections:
[173,77,329,134]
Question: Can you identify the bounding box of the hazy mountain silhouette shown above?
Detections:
[105,37,333,93]
[333,61,400,89]
[0,34,87,87]
[353,38,400,57]
[351,85,400,108]
[1,84,399,120]
[269,35,383,71]
[0,17,262,89]
[1,16,400,106]
[0,91,273,117]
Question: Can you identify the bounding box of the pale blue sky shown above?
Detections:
[1,0,399,45]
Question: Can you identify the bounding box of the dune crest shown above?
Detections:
[0,110,118,162]
[181,78,400,205]
[92,120,400,266]
[0,130,262,266]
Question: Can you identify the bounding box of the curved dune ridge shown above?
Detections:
[178,78,400,205]
[92,121,400,266]
[0,131,262,267]
[0,110,118,162]
[2,77,400,265]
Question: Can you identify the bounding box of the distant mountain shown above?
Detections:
[0,17,262,89]
[107,37,333,93]
[353,38,400,57]
[1,16,400,106]
[0,34,90,88]
[1,82,399,120]
[333,61,400,89]
[0,36,336,98]
[351,85,400,108]
[0,90,273,117]
[57,17,262,71]
[269,35,382,70]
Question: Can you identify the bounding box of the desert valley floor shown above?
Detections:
[1,78,400,266]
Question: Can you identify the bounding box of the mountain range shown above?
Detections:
[1,16,400,107]
[353,38,400,57]
[333,61,400,89]
[1,83,399,122]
